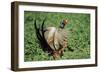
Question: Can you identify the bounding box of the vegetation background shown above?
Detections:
[24,11,90,61]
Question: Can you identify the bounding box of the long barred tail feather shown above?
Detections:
[34,18,53,53]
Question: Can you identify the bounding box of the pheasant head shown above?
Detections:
[60,19,68,29]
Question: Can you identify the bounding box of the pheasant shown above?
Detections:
[34,19,68,59]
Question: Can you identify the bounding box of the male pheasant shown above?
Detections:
[34,19,68,59]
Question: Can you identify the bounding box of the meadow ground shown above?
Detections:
[24,11,90,61]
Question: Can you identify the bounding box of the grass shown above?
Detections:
[24,11,90,61]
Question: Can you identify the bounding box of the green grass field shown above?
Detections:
[24,11,90,61]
